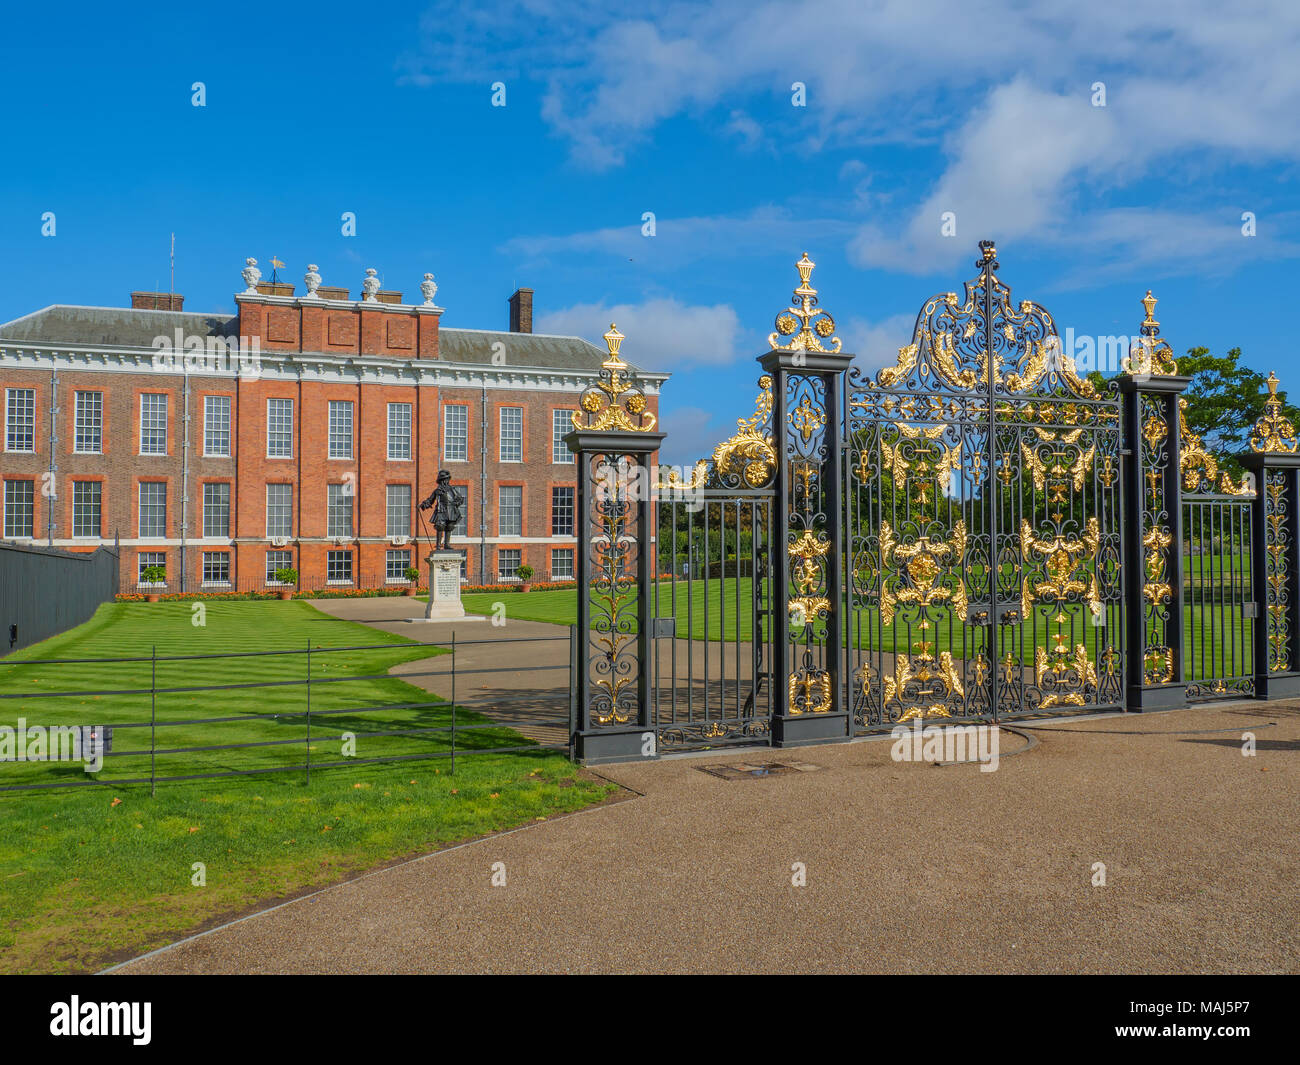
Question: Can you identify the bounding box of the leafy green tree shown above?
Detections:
[1178,348,1299,469]
[1090,348,1300,479]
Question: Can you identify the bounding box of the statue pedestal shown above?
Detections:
[421,551,471,621]
[406,551,484,624]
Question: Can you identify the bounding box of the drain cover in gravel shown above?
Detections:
[697,760,820,780]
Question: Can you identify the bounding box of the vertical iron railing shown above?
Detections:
[567,623,578,746]
[450,630,457,774]
[305,639,312,785]
[648,490,773,749]
[1242,448,1300,699]
[150,645,157,798]
[1183,494,1255,700]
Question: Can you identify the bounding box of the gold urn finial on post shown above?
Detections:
[1141,289,1159,330]
[1122,287,1178,376]
[769,252,841,354]
[571,323,657,433]
[795,251,816,290]
[603,322,625,360]
[1249,371,1299,453]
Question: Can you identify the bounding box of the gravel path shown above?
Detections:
[306,597,574,743]
[113,699,1300,974]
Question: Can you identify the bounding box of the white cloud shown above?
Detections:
[840,313,916,375]
[657,405,725,467]
[1049,207,1300,288]
[724,109,765,151]
[535,297,743,367]
[403,1,1300,165]
[501,207,854,267]
[851,79,1121,273]
[407,0,1300,277]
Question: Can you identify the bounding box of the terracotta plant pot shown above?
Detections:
[519,582,532,594]
[404,586,416,596]
[146,593,161,604]
[278,590,293,601]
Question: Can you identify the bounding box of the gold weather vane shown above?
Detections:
[768,253,841,354]
[572,324,658,432]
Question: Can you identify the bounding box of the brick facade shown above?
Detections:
[0,274,664,592]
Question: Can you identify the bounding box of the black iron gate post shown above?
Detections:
[760,254,854,747]
[566,324,665,764]
[1119,296,1190,710]
[1240,371,1300,699]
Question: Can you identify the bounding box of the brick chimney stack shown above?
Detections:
[508,287,533,334]
[131,291,185,311]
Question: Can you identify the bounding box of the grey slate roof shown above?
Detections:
[438,327,637,370]
[0,306,237,347]
[0,305,647,374]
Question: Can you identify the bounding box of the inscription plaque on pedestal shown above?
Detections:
[425,551,466,620]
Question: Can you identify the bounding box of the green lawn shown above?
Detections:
[1184,551,1250,581]
[0,600,520,788]
[1183,606,1255,681]
[471,580,1254,683]
[0,601,614,974]
[462,588,583,626]
[472,579,1114,651]
[467,578,766,641]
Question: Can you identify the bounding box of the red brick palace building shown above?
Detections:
[0,261,665,591]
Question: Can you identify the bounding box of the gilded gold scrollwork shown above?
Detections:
[788,669,833,714]
[878,520,969,623]
[1121,290,1179,376]
[1180,398,1255,496]
[1020,518,1103,618]
[867,243,1105,402]
[788,532,830,622]
[789,394,826,443]
[659,461,709,491]
[881,423,962,505]
[572,324,658,433]
[884,653,960,722]
[1020,429,1095,504]
[711,375,777,488]
[768,253,841,354]
[1249,371,1299,454]
[1035,645,1098,708]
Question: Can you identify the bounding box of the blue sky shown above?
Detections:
[3,0,1298,464]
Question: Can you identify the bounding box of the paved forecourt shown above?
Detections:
[113,699,1300,974]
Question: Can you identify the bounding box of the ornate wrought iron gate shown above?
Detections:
[649,489,775,749]
[566,244,1300,763]
[1180,397,1257,700]
[649,378,778,750]
[844,242,1124,731]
